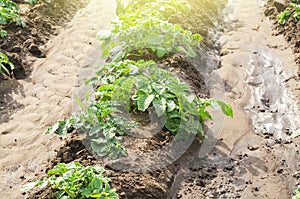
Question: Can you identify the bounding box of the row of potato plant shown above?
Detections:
[25,0,233,198]
[98,0,201,61]
[46,0,233,159]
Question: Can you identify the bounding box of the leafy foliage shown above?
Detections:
[277,9,291,24]
[22,162,119,199]
[292,3,300,21]
[0,52,14,75]
[89,60,233,136]
[98,0,202,61]
[47,60,232,158]
[277,3,300,24]
[116,0,190,17]
[0,0,25,37]
[45,101,137,158]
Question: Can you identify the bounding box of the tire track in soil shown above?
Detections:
[0,1,115,198]
[173,0,300,198]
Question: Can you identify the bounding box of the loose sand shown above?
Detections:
[0,1,115,198]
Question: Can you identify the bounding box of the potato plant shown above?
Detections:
[89,60,232,135]
[22,162,119,199]
[98,0,202,61]
[277,3,300,24]
[45,100,137,158]
[0,0,25,37]
[48,60,232,158]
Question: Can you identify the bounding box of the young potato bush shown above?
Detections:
[277,3,300,24]
[46,100,137,159]
[0,0,25,37]
[22,162,119,199]
[89,60,233,135]
[98,0,202,61]
[47,60,232,158]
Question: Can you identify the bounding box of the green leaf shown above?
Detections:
[112,50,124,62]
[137,94,155,112]
[82,188,92,198]
[156,47,167,58]
[216,100,233,117]
[187,46,197,57]
[166,100,176,112]
[176,46,188,54]
[74,94,85,110]
[152,83,165,95]
[0,30,7,38]
[91,141,108,157]
[144,33,164,45]
[153,97,166,117]
[199,109,212,122]
[90,178,102,189]
[89,125,101,136]
[97,84,113,91]
[44,120,64,134]
[192,33,203,42]
[97,30,112,40]
[165,112,181,133]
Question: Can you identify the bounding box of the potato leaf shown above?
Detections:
[137,94,155,111]
[97,30,112,40]
[153,97,166,117]
[216,100,233,118]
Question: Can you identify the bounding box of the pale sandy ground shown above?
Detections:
[0,0,116,198]
[216,0,299,197]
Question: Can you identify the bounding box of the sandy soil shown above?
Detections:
[0,0,115,198]
[174,0,300,198]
